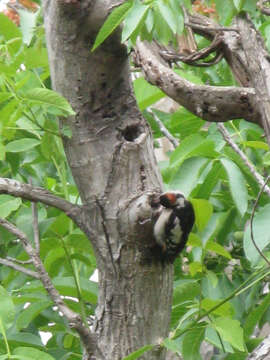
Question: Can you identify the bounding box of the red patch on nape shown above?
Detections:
[166,193,177,205]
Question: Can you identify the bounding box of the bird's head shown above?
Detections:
[159,191,186,209]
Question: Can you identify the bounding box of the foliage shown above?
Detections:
[0,0,270,359]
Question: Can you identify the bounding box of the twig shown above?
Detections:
[0,257,39,279]
[32,201,40,254]
[250,175,270,266]
[185,22,239,32]
[0,216,103,359]
[149,110,179,149]
[217,123,270,197]
[6,256,32,265]
[160,33,224,67]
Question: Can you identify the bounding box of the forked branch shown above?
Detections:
[134,40,261,124]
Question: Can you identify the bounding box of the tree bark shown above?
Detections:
[42,0,173,359]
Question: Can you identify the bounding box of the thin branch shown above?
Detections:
[6,256,33,265]
[0,257,39,279]
[160,35,224,67]
[0,216,103,359]
[250,175,270,267]
[29,178,40,254]
[160,33,223,64]
[0,178,82,226]
[149,110,179,149]
[217,124,270,197]
[185,22,239,32]
[0,217,35,256]
[32,201,40,254]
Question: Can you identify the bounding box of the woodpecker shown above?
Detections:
[154,191,195,262]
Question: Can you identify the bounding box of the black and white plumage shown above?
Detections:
[154,191,195,262]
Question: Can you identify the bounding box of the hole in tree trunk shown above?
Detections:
[121,124,142,142]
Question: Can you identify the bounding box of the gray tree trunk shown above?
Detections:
[42,0,173,359]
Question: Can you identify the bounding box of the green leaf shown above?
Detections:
[22,48,49,69]
[22,277,98,304]
[0,92,13,104]
[205,326,234,353]
[182,326,205,360]
[215,0,237,25]
[152,4,173,44]
[16,301,52,330]
[212,317,245,351]
[201,298,234,317]
[187,233,202,247]
[18,9,39,45]
[0,140,5,161]
[13,347,55,360]
[21,88,75,116]
[163,338,181,353]
[133,77,165,110]
[5,138,40,152]
[205,241,232,259]
[189,261,203,276]
[0,286,15,330]
[191,199,213,232]
[244,203,270,265]
[233,0,244,11]
[122,345,154,359]
[92,1,133,51]
[169,158,208,196]
[156,0,178,34]
[44,247,65,275]
[0,195,21,218]
[169,0,184,33]
[220,158,248,216]
[145,8,154,33]
[170,135,218,169]
[0,13,22,54]
[6,332,43,348]
[122,1,149,42]
[242,140,269,151]
[244,292,270,338]
[173,280,200,305]
[171,109,204,139]
[200,212,232,245]
[171,304,194,329]
[197,161,223,199]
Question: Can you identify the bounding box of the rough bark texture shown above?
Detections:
[41,1,270,358]
[42,1,173,359]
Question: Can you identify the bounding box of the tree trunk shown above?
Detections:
[42,0,173,359]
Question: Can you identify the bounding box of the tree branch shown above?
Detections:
[0,216,103,359]
[149,110,179,149]
[160,33,224,67]
[32,200,40,254]
[0,178,82,226]
[0,257,39,279]
[134,40,261,125]
[217,124,270,197]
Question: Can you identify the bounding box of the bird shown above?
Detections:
[153,191,195,262]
